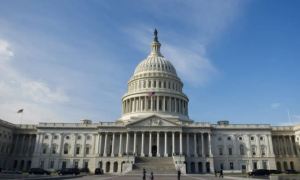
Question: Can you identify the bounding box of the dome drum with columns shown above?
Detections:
[120,30,190,122]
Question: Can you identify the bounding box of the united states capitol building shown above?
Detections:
[0,30,300,174]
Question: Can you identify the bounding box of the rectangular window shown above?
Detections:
[262,161,268,169]
[219,147,223,155]
[230,162,234,170]
[74,161,78,168]
[84,161,88,169]
[85,147,90,155]
[253,162,257,170]
[76,147,80,155]
[228,148,232,155]
[40,160,44,168]
[50,160,54,169]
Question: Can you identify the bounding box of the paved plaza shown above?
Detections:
[78,174,253,180]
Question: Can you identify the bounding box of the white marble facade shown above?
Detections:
[1,30,300,174]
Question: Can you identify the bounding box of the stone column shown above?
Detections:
[163,96,166,111]
[33,134,40,154]
[93,134,97,155]
[19,135,26,155]
[103,133,108,157]
[289,136,295,156]
[72,134,77,156]
[157,96,160,111]
[267,134,274,156]
[141,132,145,157]
[126,132,129,155]
[283,136,289,156]
[175,98,177,113]
[168,97,171,112]
[164,132,168,157]
[201,133,204,157]
[59,133,64,155]
[139,96,141,111]
[194,133,198,157]
[99,134,102,156]
[172,132,175,155]
[186,133,190,157]
[149,132,152,157]
[83,134,87,157]
[133,132,137,155]
[145,96,148,111]
[27,135,33,155]
[111,133,115,157]
[14,134,20,154]
[157,132,160,157]
[151,96,154,111]
[208,133,212,157]
[180,132,183,155]
[132,98,136,112]
[118,133,123,157]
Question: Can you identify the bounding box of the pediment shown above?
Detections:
[127,115,179,127]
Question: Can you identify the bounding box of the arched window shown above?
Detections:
[251,145,256,156]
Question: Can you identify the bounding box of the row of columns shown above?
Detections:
[123,96,188,115]
[128,79,182,93]
[273,135,298,156]
[12,134,36,156]
[97,132,212,158]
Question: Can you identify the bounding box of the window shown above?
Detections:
[64,144,69,154]
[228,147,232,155]
[227,137,231,140]
[77,135,81,140]
[253,162,257,170]
[42,144,47,154]
[263,161,268,169]
[76,146,80,155]
[74,161,79,168]
[218,137,222,141]
[261,146,266,156]
[87,135,91,140]
[40,160,44,168]
[239,137,243,140]
[240,144,245,155]
[260,136,264,141]
[45,135,49,139]
[84,161,89,169]
[86,147,90,155]
[219,147,223,155]
[251,136,254,141]
[230,162,234,170]
[49,160,54,169]
[251,146,256,156]
[220,163,224,170]
[53,135,58,139]
[52,145,57,154]
[65,136,70,140]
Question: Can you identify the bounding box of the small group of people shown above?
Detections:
[142,169,153,180]
[214,169,224,178]
[142,169,181,180]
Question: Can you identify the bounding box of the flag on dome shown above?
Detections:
[17,109,24,113]
[148,92,155,96]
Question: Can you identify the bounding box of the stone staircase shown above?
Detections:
[129,157,177,174]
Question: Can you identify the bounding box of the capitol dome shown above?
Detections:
[120,29,190,122]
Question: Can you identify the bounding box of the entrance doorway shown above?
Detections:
[152,145,157,157]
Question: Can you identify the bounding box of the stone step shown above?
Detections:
[129,157,176,174]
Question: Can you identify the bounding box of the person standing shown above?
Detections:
[219,169,224,178]
[143,168,146,180]
[150,171,154,180]
[177,170,181,180]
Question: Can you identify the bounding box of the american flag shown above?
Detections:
[148,92,155,96]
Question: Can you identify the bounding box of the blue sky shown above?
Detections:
[0,0,299,125]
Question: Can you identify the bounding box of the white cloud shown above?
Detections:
[0,39,69,124]
[0,39,14,59]
[271,103,281,109]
